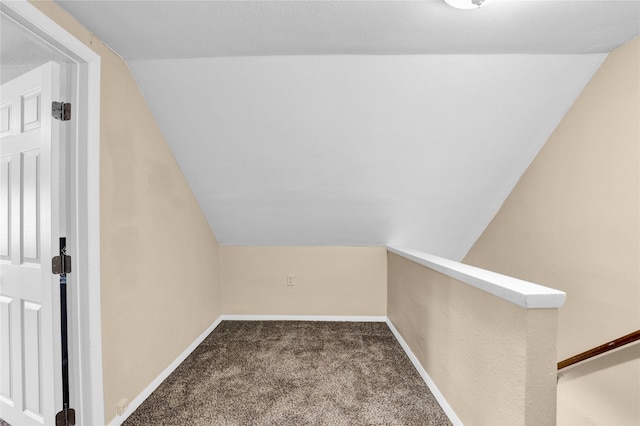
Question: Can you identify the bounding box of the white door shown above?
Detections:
[0,62,63,425]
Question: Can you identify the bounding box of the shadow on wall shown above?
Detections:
[558,342,640,383]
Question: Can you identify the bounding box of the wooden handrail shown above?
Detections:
[558,329,640,370]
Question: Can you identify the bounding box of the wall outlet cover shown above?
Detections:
[117,399,129,416]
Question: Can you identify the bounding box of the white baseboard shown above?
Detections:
[385,318,463,426]
[220,314,387,322]
[107,316,224,426]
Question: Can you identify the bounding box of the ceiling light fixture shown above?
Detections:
[444,0,496,9]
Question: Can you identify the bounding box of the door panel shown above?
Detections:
[22,301,42,422]
[21,150,40,263]
[21,91,40,133]
[0,296,11,403]
[0,159,9,258]
[0,62,61,426]
[0,104,10,135]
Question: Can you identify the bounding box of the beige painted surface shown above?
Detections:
[464,37,640,425]
[221,246,386,316]
[29,1,223,423]
[387,253,558,426]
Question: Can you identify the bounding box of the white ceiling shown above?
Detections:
[128,54,604,259]
[56,0,640,57]
[1,13,64,84]
[54,0,639,259]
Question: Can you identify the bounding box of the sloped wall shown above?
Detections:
[29,1,223,423]
[463,37,639,425]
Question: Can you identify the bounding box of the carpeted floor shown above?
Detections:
[123,321,451,425]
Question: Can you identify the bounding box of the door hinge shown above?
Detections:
[52,101,71,121]
[56,408,76,426]
[56,407,76,426]
[52,254,72,275]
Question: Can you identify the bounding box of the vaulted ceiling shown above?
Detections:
[55,0,640,260]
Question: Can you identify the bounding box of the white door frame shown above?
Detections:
[0,1,104,424]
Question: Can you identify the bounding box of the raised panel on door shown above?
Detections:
[0,158,10,259]
[0,296,13,406]
[0,102,12,136]
[22,301,43,423]
[21,90,40,133]
[21,150,40,264]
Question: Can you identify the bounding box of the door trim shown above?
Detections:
[0,1,104,424]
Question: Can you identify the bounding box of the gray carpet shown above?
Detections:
[124,321,451,425]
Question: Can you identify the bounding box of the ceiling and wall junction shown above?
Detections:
[54,0,640,259]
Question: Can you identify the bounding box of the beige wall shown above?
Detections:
[27,1,640,424]
[29,2,223,424]
[463,37,640,425]
[387,252,559,426]
[221,247,386,316]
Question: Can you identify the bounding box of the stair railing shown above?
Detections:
[557,329,640,370]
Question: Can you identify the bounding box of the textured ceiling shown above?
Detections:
[128,54,604,259]
[55,0,640,57]
[0,13,64,84]
[53,0,639,259]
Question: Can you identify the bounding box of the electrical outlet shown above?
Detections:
[117,399,129,416]
[287,274,294,286]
